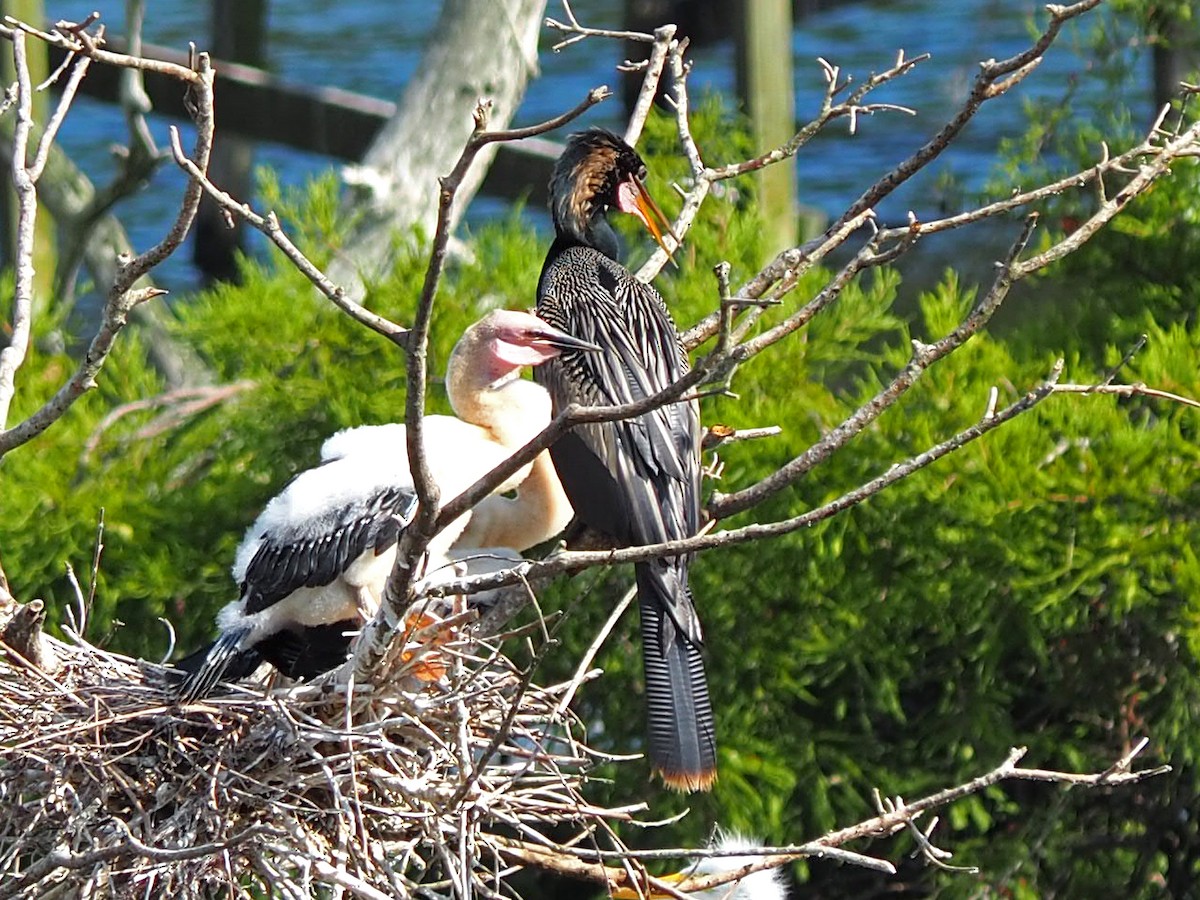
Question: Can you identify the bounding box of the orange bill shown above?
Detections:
[618,175,681,265]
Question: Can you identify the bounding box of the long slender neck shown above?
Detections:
[505,449,574,544]
[442,370,570,552]
[463,378,551,448]
[447,343,553,448]
[442,328,569,552]
[551,213,620,261]
[456,448,573,552]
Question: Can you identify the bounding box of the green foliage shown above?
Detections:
[3,90,1199,898]
[0,170,539,657]
[984,1,1200,365]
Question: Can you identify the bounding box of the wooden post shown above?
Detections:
[0,0,55,315]
[1150,5,1200,112]
[193,0,268,284]
[736,0,798,257]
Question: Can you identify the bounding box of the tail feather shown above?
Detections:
[172,627,259,702]
[254,620,357,680]
[635,563,717,791]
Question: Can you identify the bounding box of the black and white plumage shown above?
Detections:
[534,128,716,791]
[174,310,598,701]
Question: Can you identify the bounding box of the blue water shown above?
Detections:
[48,1,1144,293]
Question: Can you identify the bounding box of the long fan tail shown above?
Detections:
[172,627,259,702]
[635,563,717,792]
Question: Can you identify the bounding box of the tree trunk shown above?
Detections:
[329,0,548,299]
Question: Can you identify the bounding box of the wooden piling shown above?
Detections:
[736,0,798,257]
[194,0,268,284]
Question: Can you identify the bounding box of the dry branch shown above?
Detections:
[168,129,410,347]
[681,0,1106,348]
[0,619,630,898]
[0,15,214,459]
[421,359,1065,600]
[353,86,610,682]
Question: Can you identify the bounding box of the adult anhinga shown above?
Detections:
[534,128,716,792]
[173,309,598,700]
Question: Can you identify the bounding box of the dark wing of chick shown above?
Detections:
[241,484,419,615]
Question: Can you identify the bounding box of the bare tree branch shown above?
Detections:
[833,0,1103,233]
[168,130,410,347]
[623,24,675,148]
[0,33,39,432]
[1050,381,1200,409]
[352,86,611,682]
[681,0,1105,349]
[0,16,201,80]
[80,380,255,464]
[544,1,658,52]
[424,360,1066,600]
[710,214,1038,519]
[0,16,215,459]
[488,742,1167,896]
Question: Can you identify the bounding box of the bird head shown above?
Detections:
[549,128,677,261]
[448,309,600,396]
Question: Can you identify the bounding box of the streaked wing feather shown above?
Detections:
[242,486,417,615]
[536,248,700,550]
[537,247,702,648]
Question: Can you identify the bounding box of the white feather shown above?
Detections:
[688,831,789,900]
[189,310,577,694]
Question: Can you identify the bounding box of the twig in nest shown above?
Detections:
[0,620,644,897]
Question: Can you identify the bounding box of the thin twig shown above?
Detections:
[0,32,36,432]
[1051,381,1200,409]
[544,1,657,52]
[168,129,409,348]
[425,362,1066,599]
[0,34,214,458]
[710,214,1038,520]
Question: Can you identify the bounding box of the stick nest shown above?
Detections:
[0,615,627,898]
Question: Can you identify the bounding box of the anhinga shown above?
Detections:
[534,128,716,791]
[173,309,598,700]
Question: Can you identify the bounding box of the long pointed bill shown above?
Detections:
[616,176,680,266]
[534,323,602,353]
